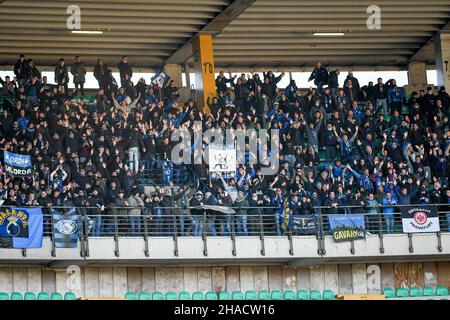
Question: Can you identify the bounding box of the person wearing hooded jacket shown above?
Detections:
[234,191,249,236]
[308,62,329,95]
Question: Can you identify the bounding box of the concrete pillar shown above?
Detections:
[408,62,427,87]
[434,33,450,90]
[163,64,183,88]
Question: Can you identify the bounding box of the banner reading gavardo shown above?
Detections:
[4,151,33,176]
[209,146,237,173]
[401,206,440,233]
[329,214,366,242]
[0,207,43,249]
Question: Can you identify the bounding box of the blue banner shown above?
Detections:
[280,206,317,235]
[51,208,80,248]
[4,151,33,176]
[328,214,366,242]
[0,208,43,248]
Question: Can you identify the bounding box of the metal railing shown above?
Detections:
[2,203,449,258]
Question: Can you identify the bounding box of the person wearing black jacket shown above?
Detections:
[308,61,329,95]
[216,71,235,95]
[374,78,388,114]
[190,191,204,236]
[230,77,249,113]
[54,58,69,93]
[124,125,145,173]
[328,69,340,103]
[14,54,29,86]
[324,122,338,163]
[117,56,132,88]
[94,59,108,89]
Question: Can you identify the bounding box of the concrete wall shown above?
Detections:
[0,262,449,298]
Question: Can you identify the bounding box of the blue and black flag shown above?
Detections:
[51,208,80,248]
[0,207,43,248]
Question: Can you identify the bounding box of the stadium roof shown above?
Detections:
[0,0,449,69]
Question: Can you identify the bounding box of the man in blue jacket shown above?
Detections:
[387,79,404,114]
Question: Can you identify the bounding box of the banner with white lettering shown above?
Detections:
[4,151,33,177]
[329,214,366,242]
[401,206,440,233]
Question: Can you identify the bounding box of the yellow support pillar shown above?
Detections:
[192,34,216,115]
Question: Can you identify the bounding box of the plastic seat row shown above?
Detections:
[0,291,77,300]
[125,289,336,301]
[383,286,449,298]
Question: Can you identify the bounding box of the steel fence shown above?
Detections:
[2,203,449,258]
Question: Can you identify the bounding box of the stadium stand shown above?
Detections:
[0,0,450,303]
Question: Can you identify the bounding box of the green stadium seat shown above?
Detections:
[297,289,310,300]
[0,292,9,300]
[64,292,77,300]
[152,292,165,300]
[37,292,50,300]
[24,292,36,300]
[258,290,271,300]
[245,290,258,300]
[219,291,232,300]
[436,286,449,296]
[284,290,296,300]
[125,292,138,300]
[310,290,322,300]
[383,288,395,298]
[232,291,244,300]
[51,292,63,300]
[396,288,409,297]
[409,287,422,297]
[422,287,435,297]
[270,290,284,300]
[165,292,178,300]
[178,291,191,300]
[10,292,23,300]
[323,290,336,300]
[205,291,218,300]
[138,292,151,300]
[192,292,205,300]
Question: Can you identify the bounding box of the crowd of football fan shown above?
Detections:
[0,55,449,237]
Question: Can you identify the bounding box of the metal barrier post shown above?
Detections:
[83,213,90,257]
[79,212,85,258]
[408,233,414,253]
[317,213,326,255]
[143,213,150,257]
[202,211,208,257]
[22,248,26,257]
[114,215,119,257]
[231,213,237,256]
[259,210,265,256]
[50,213,56,257]
[437,231,443,252]
[378,211,385,254]
[173,215,179,257]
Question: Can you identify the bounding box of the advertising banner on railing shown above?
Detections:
[400,206,440,233]
[209,145,237,173]
[51,208,80,248]
[329,214,366,242]
[281,210,317,235]
[0,207,43,248]
[4,151,33,176]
